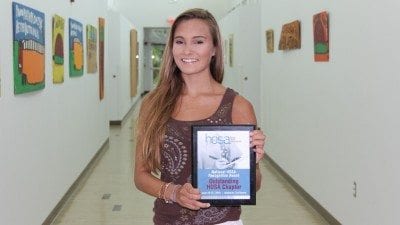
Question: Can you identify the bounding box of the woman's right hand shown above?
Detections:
[174,183,210,210]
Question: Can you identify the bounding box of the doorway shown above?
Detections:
[143,27,169,92]
[151,44,165,85]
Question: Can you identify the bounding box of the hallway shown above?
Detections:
[1,1,399,224]
[51,105,329,225]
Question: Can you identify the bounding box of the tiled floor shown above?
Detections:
[51,106,329,225]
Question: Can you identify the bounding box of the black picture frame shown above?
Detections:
[192,124,256,205]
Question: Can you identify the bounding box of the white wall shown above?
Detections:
[259,1,400,224]
[219,2,261,120]
[106,11,142,121]
[117,0,236,28]
[0,0,109,224]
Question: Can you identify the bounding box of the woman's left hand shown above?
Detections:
[250,129,267,164]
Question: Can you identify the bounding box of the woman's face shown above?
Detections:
[172,19,216,77]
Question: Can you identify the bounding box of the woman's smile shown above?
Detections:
[181,58,199,63]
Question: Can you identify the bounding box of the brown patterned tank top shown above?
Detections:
[153,88,241,225]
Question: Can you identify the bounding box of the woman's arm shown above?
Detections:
[133,136,210,210]
[133,139,164,197]
[232,95,266,191]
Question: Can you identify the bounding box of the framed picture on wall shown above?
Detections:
[130,29,138,97]
[98,17,105,100]
[12,2,46,94]
[224,39,228,65]
[266,29,274,53]
[313,11,329,62]
[86,24,98,73]
[278,20,301,50]
[69,18,84,77]
[229,34,234,67]
[52,14,65,83]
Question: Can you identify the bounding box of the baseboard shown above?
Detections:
[141,90,149,97]
[42,138,110,225]
[109,120,122,125]
[265,154,342,225]
[109,97,142,126]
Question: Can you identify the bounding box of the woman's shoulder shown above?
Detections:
[233,94,253,112]
[231,91,256,124]
[225,87,250,106]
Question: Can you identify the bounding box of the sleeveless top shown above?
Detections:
[153,88,241,225]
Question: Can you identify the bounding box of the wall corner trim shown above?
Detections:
[265,154,342,225]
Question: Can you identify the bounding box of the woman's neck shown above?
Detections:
[181,73,217,97]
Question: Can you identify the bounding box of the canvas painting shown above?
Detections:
[130,29,138,97]
[69,18,84,77]
[313,11,329,62]
[278,20,301,50]
[229,34,234,67]
[266,29,274,53]
[99,17,105,100]
[12,2,45,94]
[86,24,97,73]
[52,14,65,83]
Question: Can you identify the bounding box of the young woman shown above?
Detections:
[134,8,266,225]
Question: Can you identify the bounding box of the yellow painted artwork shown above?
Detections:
[52,15,65,83]
[266,29,274,53]
[86,25,98,73]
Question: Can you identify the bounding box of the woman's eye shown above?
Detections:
[175,40,184,44]
[195,40,204,44]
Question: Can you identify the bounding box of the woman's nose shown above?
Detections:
[183,44,192,54]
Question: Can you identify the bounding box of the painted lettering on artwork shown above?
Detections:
[70,21,83,37]
[14,4,44,40]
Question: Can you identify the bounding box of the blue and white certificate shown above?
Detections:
[192,125,256,205]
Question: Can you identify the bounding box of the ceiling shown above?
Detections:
[114,0,237,27]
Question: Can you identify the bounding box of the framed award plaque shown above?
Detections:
[192,124,256,205]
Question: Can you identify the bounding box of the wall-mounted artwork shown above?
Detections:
[86,24,97,73]
[12,2,45,94]
[278,20,301,50]
[52,15,65,83]
[98,17,105,100]
[69,18,83,77]
[313,11,329,62]
[224,39,228,65]
[229,34,234,67]
[130,29,138,97]
[266,29,274,53]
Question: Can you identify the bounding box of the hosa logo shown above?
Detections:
[205,134,231,144]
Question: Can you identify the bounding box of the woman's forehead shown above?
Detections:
[174,19,211,37]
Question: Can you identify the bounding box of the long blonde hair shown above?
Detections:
[136,8,224,172]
